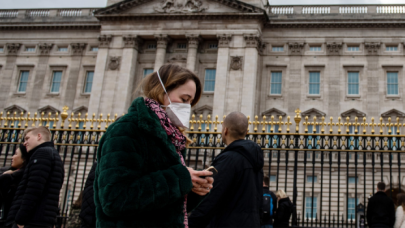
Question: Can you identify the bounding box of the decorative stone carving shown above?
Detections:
[98,35,112,48]
[230,56,243,71]
[326,42,343,55]
[288,42,305,55]
[70,43,87,55]
[364,42,381,55]
[341,108,366,118]
[154,0,208,13]
[217,34,232,48]
[186,34,202,49]
[244,34,261,48]
[108,56,121,70]
[154,34,171,49]
[301,108,326,118]
[38,43,53,55]
[167,54,187,63]
[6,43,21,55]
[259,42,267,55]
[122,35,143,50]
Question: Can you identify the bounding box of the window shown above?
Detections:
[348,198,359,220]
[348,72,359,95]
[387,72,398,95]
[268,124,280,133]
[270,175,277,182]
[386,46,398,51]
[0,47,4,52]
[58,47,68,52]
[50,71,62,93]
[25,47,36,52]
[348,176,358,184]
[307,125,320,133]
[208,44,218,49]
[310,46,321,51]
[79,122,84,129]
[307,175,317,183]
[305,197,318,219]
[90,47,98,52]
[84,71,94,93]
[18,71,29,92]
[204,69,216,92]
[147,44,157,49]
[177,43,187,49]
[309,72,320,95]
[143,69,154,78]
[347,46,359,51]
[272,46,284,52]
[270,72,282,95]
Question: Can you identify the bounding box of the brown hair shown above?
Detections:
[72,191,83,209]
[377,182,386,191]
[24,126,52,142]
[398,193,405,211]
[263,176,270,187]
[141,64,202,107]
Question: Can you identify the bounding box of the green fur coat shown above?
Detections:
[94,97,201,227]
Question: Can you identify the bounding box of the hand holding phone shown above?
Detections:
[200,166,218,178]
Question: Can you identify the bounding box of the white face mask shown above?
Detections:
[157,70,191,128]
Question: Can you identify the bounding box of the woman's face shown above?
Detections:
[11,148,24,169]
[163,79,196,106]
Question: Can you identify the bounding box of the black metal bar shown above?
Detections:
[276,148,281,192]
[329,150,332,228]
[363,151,367,224]
[346,150,349,228]
[337,136,342,228]
[284,149,289,193]
[311,150,315,227]
[399,152,402,193]
[302,149,307,227]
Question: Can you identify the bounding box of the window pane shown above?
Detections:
[209,44,218,49]
[91,47,99,52]
[143,69,154,78]
[58,47,68,52]
[204,69,216,92]
[18,71,29,92]
[348,46,359,51]
[310,46,321,51]
[270,175,276,182]
[348,72,359,95]
[0,47,4,52]
[305,197,318,219]
[177,43,187,49]
[271,72,282,94]
[51,71,62,93]
[309,72,320,94]
[272,46,284,52]
[26,47,36,52]
[386,46,398,51]
[348,198,359,220]
[84,71,94,93]
[387,72,398,95]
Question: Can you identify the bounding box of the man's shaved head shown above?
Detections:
[223,111,248,139]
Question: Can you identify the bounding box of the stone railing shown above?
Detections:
[270,5,405,14]
[0,8,101,18]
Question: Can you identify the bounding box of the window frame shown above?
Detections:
[271,45,284,52]
[50,71,63,94]
[203,69,216,93]
[25,46,36,52]
[347,46,360,52]
[347,197,359,220]
[385,45,399,52]
[383,66,402,98]
[17,70,30,93]
[309,45,322,52]
[386,71,399,96]
[309,71,321,95]
[343,66,364,99]
[83,71,94,94]
[270,71,282,95]
[304,196,318,219]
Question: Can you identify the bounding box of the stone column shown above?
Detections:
[154,34,171,71]
[112,35,142,114]
[212,34,232,121]
[0,43,20,109]
[88,35,112,116]
[186,34,201,72]
[240,34,260,117]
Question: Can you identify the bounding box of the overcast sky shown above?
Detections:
[2,0,405,9]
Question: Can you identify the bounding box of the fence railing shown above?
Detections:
[1,107,404,227]
[270,5,405,15]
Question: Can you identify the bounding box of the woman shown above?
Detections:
[94,64,214,227]
[0,144,29,227]
[394,193,405,228]
[274,190,293,228]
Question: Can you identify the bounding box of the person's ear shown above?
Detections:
[37,133,42,141]
[224,127,228,136]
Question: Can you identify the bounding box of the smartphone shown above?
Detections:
[200,166,218,178]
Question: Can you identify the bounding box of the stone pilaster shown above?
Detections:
[6,43,21,55]
[63,56,82,109]
[186,34,201,72]
[0,56,17,109]
[212,34,232,121]
[154,34,171,71]
[38,43,53,55]
[29,56,50,110]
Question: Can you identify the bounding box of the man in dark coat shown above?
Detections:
[189,111,264,228]
[262,176,277,228]
[80,161,97,228]
[367,182,395,228]
[7,126,64,228]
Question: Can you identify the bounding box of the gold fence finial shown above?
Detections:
[286,116,292,133]
[68,112,74,129]
[247,116,251,132]
[206,115,211,131]
[378,117,384,135]
[5,112,10,127]
[328,117,334,133]
[90,113,96,129]
[198,114,203,131]
[344,117,350,134]
[269,116,275,133]
[337,117,342,134]
[190,114,196,131]
[19,112,24,128]
[277,116,283,133]
[396,117,400,135]
[294,108,301,133]
[32,112,38,127]
[213,115,220,132]
[371,117,375,134]
[26,112,30,128]
[388,117,392,135]
[320,116,326,133]
[303,116,309,133]
[105,113,111,129]
[361,117,367,134]
[354,117,359,134]
[253,115,259,132]
[313,116,317,133]
[97,114,103,130]
[61,106,69,129]
[54,112,59,129]
[261,116,267,133]
[11,112,17,128]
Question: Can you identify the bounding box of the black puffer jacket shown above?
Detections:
[79,161,97,228]
[7,142,64,226]
[274,197,293,228]
[189,139,264,228]
[367,191,395,228]
[0,168,24,222]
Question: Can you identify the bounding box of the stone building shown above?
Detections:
[1,0,405,222]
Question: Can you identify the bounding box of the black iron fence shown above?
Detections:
[1,107,404,227]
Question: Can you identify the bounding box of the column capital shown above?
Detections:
[364,42,381,55]
[287,41,305,56]
[6,43,21,55]
[326,42,343,55]
[154,34,171,49]
[217,34,232,48]
[186,34,202,49]
[122,35,143,50]
[244,34,261,49]
[98,34,113,48]
[38,43,53,55]
[70,43,87,55]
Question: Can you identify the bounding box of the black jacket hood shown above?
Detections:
[222,139,264,172]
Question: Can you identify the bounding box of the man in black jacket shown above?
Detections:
[262,176,277,228]
[7,126,64,228]
[79,161,97,228]
[189,111,264,228]
[366,182,395,228]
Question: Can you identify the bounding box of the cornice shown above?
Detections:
[266,22,405,29]
[0,24,101,30]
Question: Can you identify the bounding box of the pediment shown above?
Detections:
[193,105,212,115]
[4,105,27,114]
[341,108,366,118]
[95,0,265,16]
[301,108,326,118]
[38,105,60,114]
[73,106,88,115]
[261,108,286,117]
[381,109,405,118]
